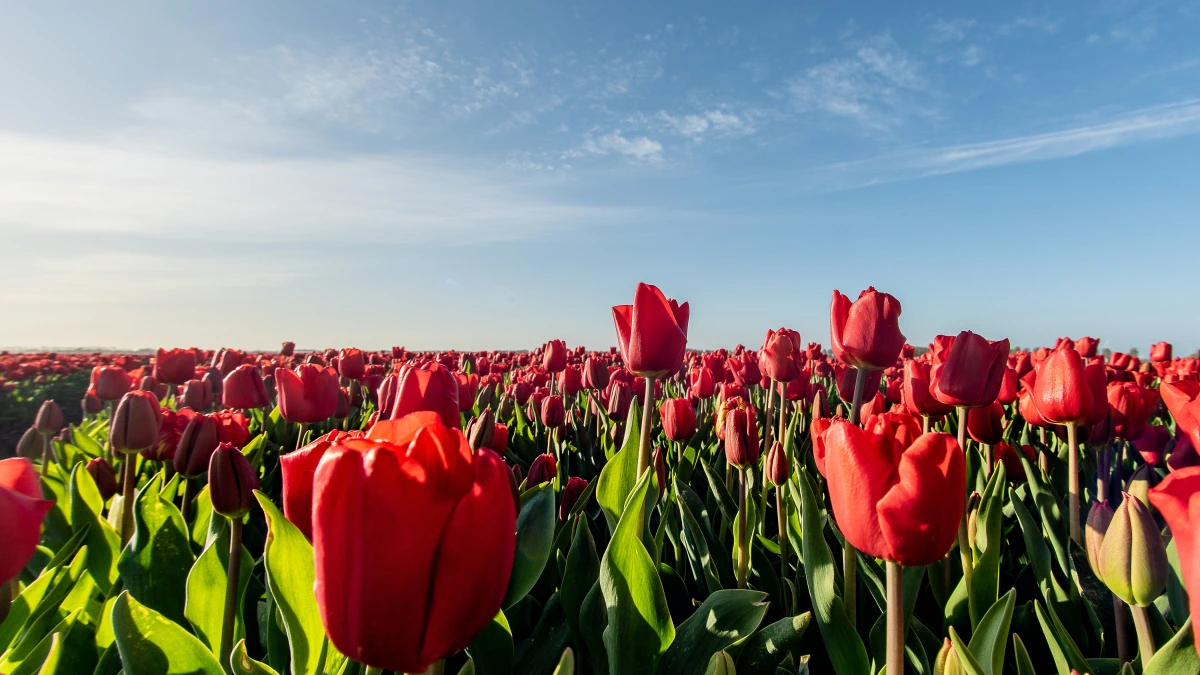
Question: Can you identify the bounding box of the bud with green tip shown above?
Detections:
[934,637,965,675]
[704,650,736,675]
[1096,492,1167,606]
[1125,464,1159,510]
[1085,500,1114,577]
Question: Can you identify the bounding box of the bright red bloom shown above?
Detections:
[660,397,697,442]
[1162,381,1200,450]
[1150,342,1173,363]
[1074,337,1099,359]
[997,367,1019,405]
[930,331,1011,409]
[759,328,803,382]
[144,407,195,462]
[277,364,341,424]
[154,348,197,385]
[811,416,834,476]
[1107,382,1160,441]
[722,398,759,468]
[902,359,954,417]
[1033,347,1108,426]
[967,401,1005,445]
[281,430,365,540]
[612,283,690,378]
[1148,467,1200,648]
[455,373,479,413]
[830,287,906,371]
[0,458,54,583]
[214,409,251,448]
[558,366,582,397]
[542,340,568,373]
[824,421,964,566]
[312,412,516,673]
[338,349,367,381]
[489,424,509,453]
[389,363,460,429]
[688,367,718,399]
[223,364,270,409]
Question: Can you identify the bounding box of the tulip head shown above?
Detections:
[830,287,906,371]
[612,283,689,378]
[1085,500,1114,578]
[526,453,557,486]
[86,457,119,501]
[559,477,589,521]
[540,395,566,429]
[660,397,697,442]
[542,340,568,373]
[34,400,63,436]
[766,441,789,487]
[930,331,1010,409]
[759,328,803,382]
[721,398,759,469]
[110,390,162,453]
[1096,493,1167,607]
[173,413,220,478]
[222,365,270,409]
[209,443,259,519]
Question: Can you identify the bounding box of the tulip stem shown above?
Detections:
[41,435,52,476]
[635,377,656,480]
[737,469,749,589]
[776,487,789,613]
[886,560,904,675]
[120,455,137,547]
[778,382,787,447]
[763,382,775,462]
[181,479,195,523]
[1066,422,1081,545]
[294,423,308,454]
[921,415,930,434]
[1113,594,1132,664]
[1129,604,1156,666]
[955,407,974,617]
[841,366,869,631]
[848,368,867,426]
[220,517,244,670]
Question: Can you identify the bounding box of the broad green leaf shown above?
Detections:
[68,463,120,593]
[600,472,674,674]
[1034,600,1092,675]
[465,611,513,675]
[1164,538,1189,627]
[255,491,332,675]
[2,549,87,665]
[700,458,738,527]
[969,463,1006,628]
[2,609,82,675]
[948,626,986,675]
[967,589,1015,675]
[675,479,723,597]
[191,485,215,550]
[659,589,769,675]
[561,516,600,662]
[1144,618,1200,674]
[117,473,194,625]
[186,518,254,656]
[791,470,870,675]
[1016,451,1071,577]
[735,613,812,675]
[231,639,282,675]
[504,485,556,607]
[596,400,642,533]
[111,591,224,675]
[1013,634,1036,675]
[513,593,570,674]
[579,582,609,675]
[35,609,97,675]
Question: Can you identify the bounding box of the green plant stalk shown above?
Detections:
[294,422,308,454]
[635,376,657,480]
[220,517,244,670]
[1066,422,1081,545]
[737,468,749,589]
[1129,604,1156,666]
[886,560,904,675]
[955,406,974,609]
[120,454,137,547]
[1113,595,1132,664]
[776,487,789,614]
[842,366,868,630]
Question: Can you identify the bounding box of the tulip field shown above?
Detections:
[2,282,1200,675]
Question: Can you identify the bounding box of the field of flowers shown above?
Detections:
[1,282,1198,675]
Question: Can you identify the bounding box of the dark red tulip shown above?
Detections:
[559,477,589,521]
[542,340,568,373]
[179,379,213,411]
[759,328,803,382]
[173,413,220,477]
[209,443,259,519]
[997,367,1019,405]
[527,453,557,486]
[82,392,103,416]
[967,401,1005,445]
[825,421,964,566]
[223,365,270,409]
[154,348,197,385]
[605,380,632,422]
[312,412,516,673]
[661,397,697,442]
[930,331,1010,409]
[902,360,954,417]
[722,399,759,469]
[86,457,119,500]
[277,364,341,424]
[144,408,194,462]
[727,354,761,387]
[110,390,162,453]
[612,283,690,378]
[1133,426,1171,466]
[0,458,54,584]
[1107,382,1160,440]
[582,357,610,391]
[338,348,367,381]
[993,442,1036,482]
[540,395,565,429]
[830,287,906,371]
[765,440,789,486]
[558,366,582,397]
[280,341,296,356]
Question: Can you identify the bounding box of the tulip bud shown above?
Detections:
[497,395,515,421]
[87,457,119,501]
[704,651,736,675]
[527,453,557,486]
[173,413,220,478]
[17,427,41,460]
[1086,501,1114,577]
[933,638,965,675]
[467,409,497,451]
[766,441,789,487]
[511,463,524,486]
[179,379,212,411]
[541,395,566,429]
[653,447,667,499]
[490,423,509,454]
[209,443,259,519]
[967,492,982,547]
[1125,464,1159,510]
[82,392,103,416]
[477,383,496,409]
[723,404,760,469]
[110,391,162,453]
[1096,493,1168,606]
[34,400,64,436]
[559,476,589,521]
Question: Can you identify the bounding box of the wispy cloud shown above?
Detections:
[570,130,664,162]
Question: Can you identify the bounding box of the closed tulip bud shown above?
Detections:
[759,328,803,382]
[830,287,906,371]
[527,453,557,486]
[933,638,965,675]
[560,476,589,521]
[281,341,296,356]
[967,492,982,546]
[966,401,1005,445]
[17,427,41,460]
[612,283,690,378]
[203,369,222,397]
[543,340,568,373]
[467,409,496,451]
[139,374,160,393]
[490,423,509,453]
[87,457,119,501]
[110,390,162,453]
[660,397,697,442]
[91,366,132,401]
[277,364,341,424]
[705,651,736,675]
[338,348,367,381]
[477,383,496,409]
[179,379,212,411]
[496,395,515,421]
[723,402,760,469]
[222,364,270,409]
[540,395,565,429]
[606,380,633,422]
[582,357,610,391]
[1086,500,1114,577]
[1097,493,1167,606]
[34,400,63,436]
[1033,347,1109,426]
[558,366,582,397]
[82,392,103,416]
[173,413,220,478]
[209,443,259,519]
[766,441,789,486]
[1150,342,1172,363]
[511,463,524,487]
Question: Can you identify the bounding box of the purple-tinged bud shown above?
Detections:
[209,443,259,519]
[559,477,589,521]
[1097,492,1167,607]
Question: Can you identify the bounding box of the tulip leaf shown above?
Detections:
[190,484,215,550]
[231,639,282,675]
[580,582,610,675]
[967,589,1015,675]
[67,462,120,593]
[1164,537,1189,627]
[1033,600,1092,675]
[1143,618,1200,674]
[504,485,556,607]
[596,400,642,533]
[33,612,99,675]
[675,479,723,597]
[659,589,769,675]
[969,462,1006,628]
[948,626,987,675]
[3,546,88,666]
[699,458,738,527]
[0,525,87,653]
[465,611,513,675]
[1,610,82,675]
[551,647,575,675]
[117,473,195,626]
[791,469,870,675]
[185,517,254,657]
[514,593,571,674]
[1016,451,1071,577]
[734,612,812,675]
[111,591,224,675]
[255,491,334,675]
[561,516,600,662]
[600,472,674,674]
[1013,633,1037,675]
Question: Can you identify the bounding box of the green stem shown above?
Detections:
[737,469,749,589]
[180,479,195,523]
[956,407,974,621]
[120,455,137,547]
[776,488,789,614]
[842,366,868,630]
[1130,604,1156,666]
[220,518,244,670]
[41,435,52,476]
[886,560,904,675]
[1066,422,1081,546]
[635,377,657,479]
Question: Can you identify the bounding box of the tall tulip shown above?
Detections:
[902,359,954,423]
[389,363,460,430]
[222,364,270,409]
[542,340,568,373]
[660,397,697,442]
[154,348,197,385]
[0,458,54,584]
[1150,342,1173,363]
[759,328,803,382]
[276,364,341,425]
[930,331,1010,409]
[830,287,906,372]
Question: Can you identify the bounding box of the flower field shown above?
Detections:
[1,282,1198,675]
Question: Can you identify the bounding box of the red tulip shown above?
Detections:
[582,357,610,391]
[526,453,557,486]
[208,443,259,519]
[223,365,270,409]
[902,359,954,417]
[605,380,633,422]
[612,283,690,378]
[1074,337,1099,359]
[90,366,132,401]
[179,379,212,411]
[1033,347,1108,426]
[281,430,364,540]
[811,416,834,476]
[859,390,888,420]
[111,390,162,453]
[993,442,1036,482]
[154,348,197,385]
[82,392,104,415]
[997,367,1019,405]
[660,397,697,442]
[337,348,367,381]
[280,341,296,356]
[34,400,63,436]
[688,367,717,400]
[722,399,759,468]
[455,373,479,413]
[1150,342,1173,363]
[173,413,220,477]
[542,340,568,373]
[930,331,1010,409]
[765,441,789,486]
[833,363,882,405]
[727,354,761,387]
[214,409,251,448]
[312,412,516,672]
[1148,467,1200,648]
[145,408,194,462]
[830,287,906,371]
[277,364,341,424]
[824,421,965,566]
[0,458,54,583]
[1107,382,1160,440]
[489,423,509,453]
[759,328,803,382]
[967,401,1005,445]
[86,457,119,501]
[388,363,460,429]
[558,366,582,397]
[540,395,565,429]
[1133,426,1171,466]
[1161,381,1200,450]
[560,477,589,521]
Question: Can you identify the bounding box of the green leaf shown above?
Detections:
[1033,600,1092,675]
[35,613,98,675]
[596,400,642,533]
[191,485,215,550]
[465,611,513,675]
[966,589,1015,675]
[561,517,600,664]
[948,626,987,675]
[1144,618,1200,674]
[675,479,723,597]
[969,463,1006,628]
[117,473,195,625]
[1016,451,1071,577]
[659,589,769,675]
[600,472,674,674]
[551,647,575,675]
[513,593,570,675]
[1164,537,1189,627]
[791,470,870,675]
[111,591,224,675]
[185,518,254,656]
[580,582,609,675]
[504,485,556,607]
[735,613,812,675]
[231,639,282,675]
[68,463,120,593]
[255,491,332,675]
[700,458,738,527]
[2,548,88,666]
[1013,634,1037,675]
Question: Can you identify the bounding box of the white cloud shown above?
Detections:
[575,130,663,162]
[997,16,1065,36]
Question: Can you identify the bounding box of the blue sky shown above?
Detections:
[2,1,1199,355]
